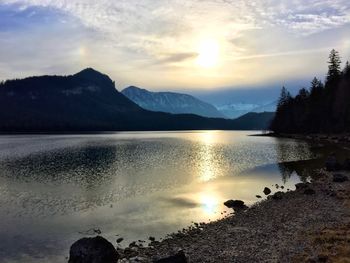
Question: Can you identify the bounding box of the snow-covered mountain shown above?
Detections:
[216,101,277,119]
[251,101,277,113]
[121,86,225,118]
[217,103,259,119]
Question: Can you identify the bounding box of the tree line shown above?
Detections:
[270,49,350,133]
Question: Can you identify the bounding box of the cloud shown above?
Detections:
[156,52,198,64]
[0,0,350,89]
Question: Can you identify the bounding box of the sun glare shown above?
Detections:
[196,39,220,68]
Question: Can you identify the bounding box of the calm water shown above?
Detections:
[0,131,327,262]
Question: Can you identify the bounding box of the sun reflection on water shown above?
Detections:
[197,131,220,182]
[200,193,219,215]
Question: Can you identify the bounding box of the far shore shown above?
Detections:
[252,132,350,144]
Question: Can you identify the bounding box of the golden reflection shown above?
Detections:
[198,131,217,145]
[200,193,219,215]
[197,131,219,182]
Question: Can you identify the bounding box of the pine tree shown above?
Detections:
[298,88,309,99]
[310,77,323,96]
[277,86,288,109]
[326,49,342,85]
[343,61,350,76]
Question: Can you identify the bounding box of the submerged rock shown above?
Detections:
[333,174,349,183]
[68,236,119,263]
[154,250,188,263]
[263,187,272,195]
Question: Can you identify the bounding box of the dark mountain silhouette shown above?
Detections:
[0,68,273,132]
[234,112,275,130]
[121,86,225,118]
[271,50,350,133]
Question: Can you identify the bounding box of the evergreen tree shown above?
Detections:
[326,49,342,85]
[297,88,310,99]
[343,61,350,77]
[270,50,350,133]
[310,77,323,96]
[277,86,288,109]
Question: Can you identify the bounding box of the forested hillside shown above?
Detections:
[270,50,350,133]
[0,68,273,132]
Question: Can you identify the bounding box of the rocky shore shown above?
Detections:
[69,167,350,263]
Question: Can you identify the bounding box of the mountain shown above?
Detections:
[0,68,272,132]
[233,112,275,130]
[216,101,276,119]
[216,103,260,119]
[252,101,277,113]
[122,86,224,118]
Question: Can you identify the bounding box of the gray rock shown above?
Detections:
[68,236,119,263]
[256,195,262,199]
[223,200,247,210]
[263,187,271,195]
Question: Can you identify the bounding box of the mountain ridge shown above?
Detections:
[122,86,225,118]
[0,68,274,132]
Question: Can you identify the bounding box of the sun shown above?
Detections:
[196,39,220,68]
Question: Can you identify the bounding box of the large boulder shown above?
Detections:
[223,200,247,210]
[263,187,271,195]
[68,236,119,263]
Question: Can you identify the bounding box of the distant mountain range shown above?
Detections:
[0,68,274,132]
[122,86,276,119]
[122,86,224,118]
[216,101,277,119]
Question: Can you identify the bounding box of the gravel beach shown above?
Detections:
[115,170,350,263]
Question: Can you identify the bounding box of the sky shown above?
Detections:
[1,0,350,93]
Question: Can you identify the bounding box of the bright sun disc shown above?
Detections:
[197,39,220,68]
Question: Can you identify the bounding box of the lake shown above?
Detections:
[0,131,326,262]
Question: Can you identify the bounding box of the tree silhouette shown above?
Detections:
[277,86,289,108]
[310,77,323,96]
[326,49,342,86]
[270,49,350,133]
[344,61,350,76]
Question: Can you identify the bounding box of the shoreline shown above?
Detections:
[114,169,350,262]
[68,137,350,263]
[254,132,350,144]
